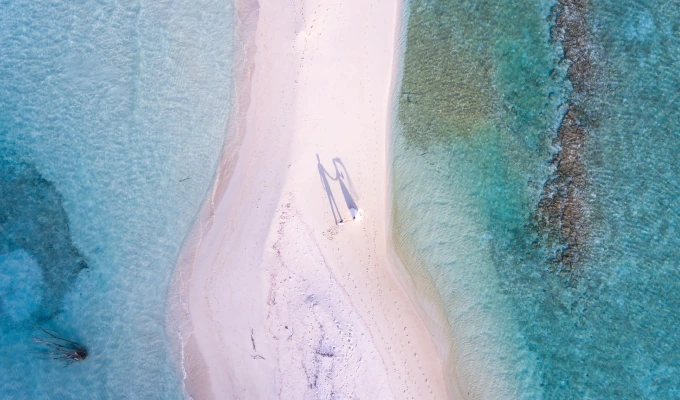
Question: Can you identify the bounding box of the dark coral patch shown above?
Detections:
[539,108,588,271]
[539,0,597,274]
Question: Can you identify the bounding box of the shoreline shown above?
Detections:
[169,0,455,398]
[166,0,261,396]
[385,4,463,399]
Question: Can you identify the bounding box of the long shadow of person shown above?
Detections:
[317,154,342,224]
[332,158,358,212]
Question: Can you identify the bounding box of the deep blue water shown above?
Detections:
[0,1,234,398]
[394,0,680,398]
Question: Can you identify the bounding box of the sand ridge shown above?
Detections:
[172,0,452,398]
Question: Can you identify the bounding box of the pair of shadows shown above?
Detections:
[316,154,358,225]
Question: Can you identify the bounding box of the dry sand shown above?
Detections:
[170,0,454,398]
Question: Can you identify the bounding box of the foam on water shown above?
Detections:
[0,1,235,398]
[393,0,680,398]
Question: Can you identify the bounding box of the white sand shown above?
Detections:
[170,0,454,398]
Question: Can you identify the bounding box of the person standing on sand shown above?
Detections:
[332,158,359,210]
[333,158,363,222]
[317,154,344,225]
[317,154,364,225]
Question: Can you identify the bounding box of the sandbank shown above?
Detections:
[170,0,455,398]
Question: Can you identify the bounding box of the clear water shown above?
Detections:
[393,0,680,398]
[0,1,235,398]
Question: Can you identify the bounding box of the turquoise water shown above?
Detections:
[394,0,680,398]
[1,1,235,398]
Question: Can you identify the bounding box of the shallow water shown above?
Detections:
[0,1,234,398]
[394,0,680,398]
